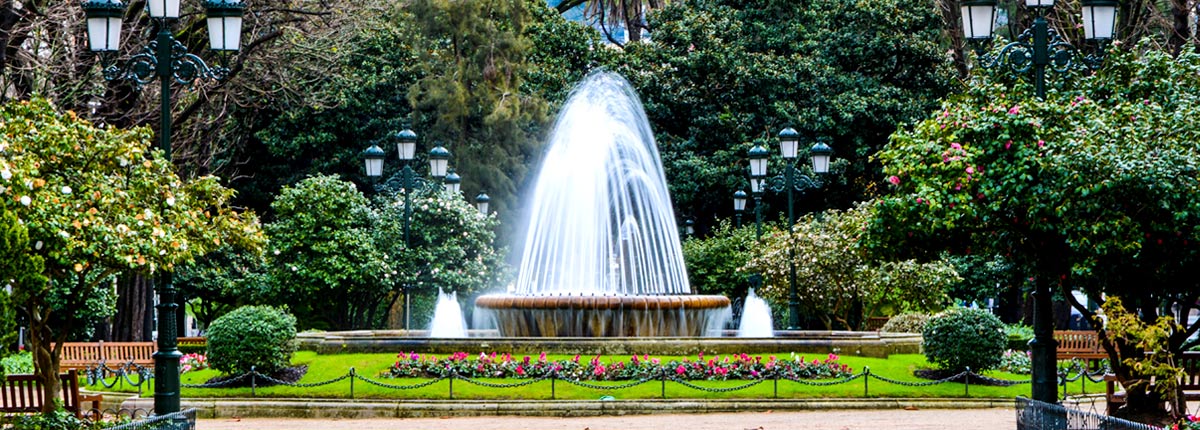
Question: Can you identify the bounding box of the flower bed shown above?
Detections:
[387,351,852,381]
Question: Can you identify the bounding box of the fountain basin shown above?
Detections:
[475,294,730,337]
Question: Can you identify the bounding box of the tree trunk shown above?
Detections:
[112,273,152,341]
[28,308,62,413]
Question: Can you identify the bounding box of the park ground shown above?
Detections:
[197,408,1017,430]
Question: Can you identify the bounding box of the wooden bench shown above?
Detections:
[0,370,101,418]
[1105,351,1200,414]
[58,341,155,370]
[1054,330,1107,361]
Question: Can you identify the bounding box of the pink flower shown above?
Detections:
[1037,140,1045,148]
[677,365,687,375]
[1005,140,1012,150]
[950,142,962,150]
[516,365,525,376]
[965,166,975,174]
[887,176,900,185]
[1008,105,1020,115]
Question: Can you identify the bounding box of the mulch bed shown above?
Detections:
[204,364,308,388]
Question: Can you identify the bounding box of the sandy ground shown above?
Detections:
[197,408,1017,430]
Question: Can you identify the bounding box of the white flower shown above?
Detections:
[34,241,42,250]
[166,196,175,206]
[0,170,10,180]
[19,196,30,206]
[61,186,71,194]
[273,250,281,255]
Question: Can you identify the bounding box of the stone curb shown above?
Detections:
[121,397,1015,419]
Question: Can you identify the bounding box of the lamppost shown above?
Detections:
[959,0,1117,404]
[683,219,695,239]
[474,192,491,215]
[81,0,244,416]
[363,129,451,331]
[733,190,748,228]
[746,128,833,331]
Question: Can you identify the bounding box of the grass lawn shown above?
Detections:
[86,351,1106,400]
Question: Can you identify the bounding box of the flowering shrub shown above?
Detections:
[997,349,1031,375]
[180,353,208,374]
[386,351,852,381]
[1175,415,1200,430]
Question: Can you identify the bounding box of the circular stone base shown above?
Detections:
[474,294,731,337]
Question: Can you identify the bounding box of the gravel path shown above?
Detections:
[198,408,1017,430]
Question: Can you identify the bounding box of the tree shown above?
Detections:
[174,244,270,331]
[681,219,762,300]
[553,0,667,45]
[744,204,958,330]
[373,188,509,326]
[0,98,261,411]
[867,44,1200,421]
[607,0,956,233]
[406,0,548,222]
[265,174,389,331]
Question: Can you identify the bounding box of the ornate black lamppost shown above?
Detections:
[81,0,245,416]
[474,192,491,215]
[959,0,1117,404]
[363,130,451,330]
[746,128,833,330]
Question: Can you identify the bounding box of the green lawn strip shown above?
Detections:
[85,351,1104,399]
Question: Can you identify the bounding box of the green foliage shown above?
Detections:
[1,351,32,375]
[407,0,548,219]
[879,312,931,334]
[1005,324,1034,351]
[4,410,87,430]
[176,244,271,331]
[682,219,759,299]
[609,0,955,224]
[1101,297,1184,409]
[998,349,1031,375]
[266,174,388,330]
[206,305,298,375]
[742,203,958,330]
[0,98,262,410]
[922,308,1007,373]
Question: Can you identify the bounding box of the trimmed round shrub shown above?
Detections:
[880,312,930,333]
[206,305,297,375]
[922,308,1006,372]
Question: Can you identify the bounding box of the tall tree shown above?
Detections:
[407,0,548,221]
[0,98,262,411]
[867,45,1200,421]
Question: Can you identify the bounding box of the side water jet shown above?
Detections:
[475,71,729,337]
[737,289,774,337]
[430,289,468,338]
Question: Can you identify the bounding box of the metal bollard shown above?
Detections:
[964,367,970,397]
[349,368,355,399]
[251,366,257,397]
[864,367,870,397]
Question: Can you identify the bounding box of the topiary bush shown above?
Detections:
[879,312,931,333]
[922,308,1006,372]
[206,305,297,375]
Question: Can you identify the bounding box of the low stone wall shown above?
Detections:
[295,330,922,358]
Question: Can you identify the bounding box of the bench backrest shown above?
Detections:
[1054,330,1101,352]
[1178,351,1200,390]
[0,370,81,414]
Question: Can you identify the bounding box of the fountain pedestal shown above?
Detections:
[475,294,730,337]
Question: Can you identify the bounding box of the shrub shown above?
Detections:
[922,308,1006,372]
[1005,323,1034,351]
[880,312,931,333]
[206,305,297,375]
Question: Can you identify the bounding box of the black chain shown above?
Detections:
[353,373,448,390]
[250,371,351,388]
[668,376,765,392]
[558,377,655,390]
[781,372,864,386]
[968,372,1031,386]
[868,371,968,386]
[182,372,253,388]
[454,373,552,388]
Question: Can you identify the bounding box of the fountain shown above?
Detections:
[429,289,468,338]
[474,71,730,337]
[737,289,774,337]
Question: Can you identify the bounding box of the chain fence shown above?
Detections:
[83,361,1111,401]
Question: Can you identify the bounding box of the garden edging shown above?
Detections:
[120,397,1014,418]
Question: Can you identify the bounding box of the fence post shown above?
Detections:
[773,370,779,399]
[863,366,870,397]
[449,371,455,400]
[964,367,970,397]
[550,371,556,400]
[251,366,257,397]
[661,368,667,399]
[349,368,355,399]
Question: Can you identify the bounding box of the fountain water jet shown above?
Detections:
[474,71,729,337]
[737,289,774,337]
[430,289,468,338]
